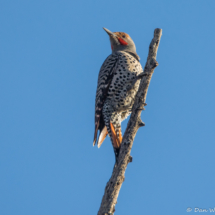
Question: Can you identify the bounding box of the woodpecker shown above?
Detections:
[93,27,143,160]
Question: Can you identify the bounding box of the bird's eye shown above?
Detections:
[122,35,126,38]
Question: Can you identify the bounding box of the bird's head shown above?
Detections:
[103,27,137,54]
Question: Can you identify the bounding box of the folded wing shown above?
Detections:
[93,53,119,147]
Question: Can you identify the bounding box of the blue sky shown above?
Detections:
[0,0,215,214]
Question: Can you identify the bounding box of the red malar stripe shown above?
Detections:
[118,38,128,46]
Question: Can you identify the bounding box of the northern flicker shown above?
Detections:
[93,27,143,160]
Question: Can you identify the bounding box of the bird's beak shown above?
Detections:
[103,27,117,38]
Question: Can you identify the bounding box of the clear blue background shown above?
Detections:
[0,1,215,214]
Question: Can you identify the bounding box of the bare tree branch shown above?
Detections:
[97,28,162,215]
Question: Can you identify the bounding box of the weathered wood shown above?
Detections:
[97,28,162,215]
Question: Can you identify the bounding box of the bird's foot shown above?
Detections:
[137,72,148,78]
[126,73,149,92]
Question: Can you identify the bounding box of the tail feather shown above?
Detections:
[97,126,108,148]
[110,122,122,149]
[93,122,100,146]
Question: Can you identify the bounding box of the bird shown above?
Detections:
[93,27,143,161]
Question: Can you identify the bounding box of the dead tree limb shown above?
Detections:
[97,28,162,215]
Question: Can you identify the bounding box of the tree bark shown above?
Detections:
[97,28,162,215]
